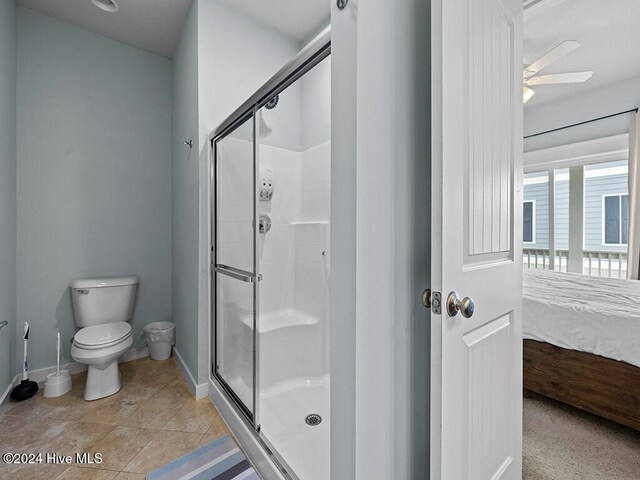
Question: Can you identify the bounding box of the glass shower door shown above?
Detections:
[213,114,258,421]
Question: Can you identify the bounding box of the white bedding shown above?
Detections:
[523,269,640,367]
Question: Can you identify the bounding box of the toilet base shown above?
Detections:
[84,360,121,401]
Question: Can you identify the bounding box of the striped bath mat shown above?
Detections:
[147,435,259,480]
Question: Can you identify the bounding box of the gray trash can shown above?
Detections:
[143,321,175,360]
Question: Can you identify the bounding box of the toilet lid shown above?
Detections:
[74,322,132,349]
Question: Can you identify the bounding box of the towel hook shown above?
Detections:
[183,140,193,149]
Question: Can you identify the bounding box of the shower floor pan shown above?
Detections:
[260,374,330,480]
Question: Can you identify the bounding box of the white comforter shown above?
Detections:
[523,269,640,367]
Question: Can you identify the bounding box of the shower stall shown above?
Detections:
[210,31,331,480]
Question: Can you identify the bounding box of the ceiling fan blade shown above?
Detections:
[523,87,536,104]
[523,41,581,78]
[526,71,593,86]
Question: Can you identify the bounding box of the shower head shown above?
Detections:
[265,95,279,110]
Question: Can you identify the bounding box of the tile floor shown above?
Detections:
[0,357,232,480]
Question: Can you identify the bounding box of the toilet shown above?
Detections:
[70,276,138,401]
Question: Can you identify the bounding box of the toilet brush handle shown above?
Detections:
[56,332,61,376]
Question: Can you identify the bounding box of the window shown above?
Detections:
[523,200,535,244]
[603,194,629,246]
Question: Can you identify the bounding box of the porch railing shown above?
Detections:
[523,248,628,279]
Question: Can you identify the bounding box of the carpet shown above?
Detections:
[524,395,640,480]
[147,435,259,480]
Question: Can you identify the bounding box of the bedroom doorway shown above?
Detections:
[521,0,640,478]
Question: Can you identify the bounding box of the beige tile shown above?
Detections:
[117,381,165,400]
[122,430,204,474]
[207,412,232,438]
[54,466,118,480]
[196,433,223,448]
[74,393,147,425]
[152,379,193,402]
[0,461,67,480]
[163,399,218,433]
[113,473,146,480]
[120,397,186,429]
[1,392,51,418]
[41,422,116,457]
[0,416,71,451]
[83,426,158,471]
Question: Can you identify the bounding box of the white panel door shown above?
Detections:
[431,0,523,479]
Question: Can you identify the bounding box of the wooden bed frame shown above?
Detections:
[523,339,640,431]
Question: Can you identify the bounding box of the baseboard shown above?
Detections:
[0,374,21,408]
[173,347,208,400]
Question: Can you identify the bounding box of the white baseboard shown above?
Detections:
[173,347,208,400]
[0,374,21,407]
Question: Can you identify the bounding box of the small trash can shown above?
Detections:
[143,321,176,361]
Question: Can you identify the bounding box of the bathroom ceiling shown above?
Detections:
[524,0,640,107]
[218,0,330,44]
[17,0,192,58]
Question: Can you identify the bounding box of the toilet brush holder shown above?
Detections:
[44,369,72,398]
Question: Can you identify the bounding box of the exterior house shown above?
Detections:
[523,160,629,255]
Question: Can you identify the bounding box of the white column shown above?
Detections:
[548,168,556,270]
[568,166,584,273]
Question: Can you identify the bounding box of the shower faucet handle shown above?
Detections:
[0,321,8,330]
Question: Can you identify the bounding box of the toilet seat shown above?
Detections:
[74,322,132,350]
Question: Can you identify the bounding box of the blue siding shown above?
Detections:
[524,161,628,254]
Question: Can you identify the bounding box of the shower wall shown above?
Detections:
[257,141,330,387]
[258,57,331,391]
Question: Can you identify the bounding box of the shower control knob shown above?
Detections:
[258,214,272,234]
[447,291,475,318]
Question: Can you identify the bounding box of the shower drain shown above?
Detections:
[305,414,322,426]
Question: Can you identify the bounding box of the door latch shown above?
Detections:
[422,289,442,315]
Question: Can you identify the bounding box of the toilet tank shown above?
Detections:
[70,276,138,328]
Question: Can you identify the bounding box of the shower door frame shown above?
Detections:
[210,28,331,480]
[212,108,260,426]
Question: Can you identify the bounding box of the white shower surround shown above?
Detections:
[258,141,330,480]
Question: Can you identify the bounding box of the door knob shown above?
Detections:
[447,291,475,318]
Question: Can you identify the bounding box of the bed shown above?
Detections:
[523,269,640,430]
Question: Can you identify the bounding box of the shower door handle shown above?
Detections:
[212,264,262,283]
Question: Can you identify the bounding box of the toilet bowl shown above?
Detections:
[71,322,134,400]
[69,276,138,401]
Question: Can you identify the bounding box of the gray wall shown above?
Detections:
[0,0,17,390]
[524,74,640,152]
[16,9,173,370]
[171,1,200,381]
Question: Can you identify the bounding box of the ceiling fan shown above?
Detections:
[523,40,593,103]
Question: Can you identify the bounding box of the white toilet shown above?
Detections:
[70,276,138,401]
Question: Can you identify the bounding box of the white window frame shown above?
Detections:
[601,193,629,247]
[523,199,536,245]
